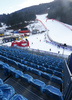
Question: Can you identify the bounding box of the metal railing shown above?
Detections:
[63,60,72,100]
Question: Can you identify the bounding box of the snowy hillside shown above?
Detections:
[37,14,72,46]
[1,14,72,56]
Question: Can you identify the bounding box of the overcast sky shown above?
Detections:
[0,0,54,14]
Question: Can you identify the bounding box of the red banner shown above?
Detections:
[11,40,29,47]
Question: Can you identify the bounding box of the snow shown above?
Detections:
[27,20,45,32]
[0,13,72,56]
[36,14,72,46]
[0,23,8,29]
[27,33,72,56]
[44,20,72,45]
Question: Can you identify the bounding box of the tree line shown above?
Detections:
[47,0,72,25]
[0,0,72,27]
[0,11,36,29]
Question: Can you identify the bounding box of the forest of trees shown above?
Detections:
[0,0,72,28]
[47,0,72,25]
[0,11,36,29]
[6,11,36,29]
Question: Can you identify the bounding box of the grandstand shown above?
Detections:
[0,46,71,100]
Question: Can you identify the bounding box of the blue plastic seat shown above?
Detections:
[12,56,17,61]
[30,62,34,68]
[21,59,24,64]
[5,58,10,63]
[10,94,28,100]
[21,74,33,83]
[50,66,55,70]
[1,56,7,62]
[31,69,42,76]
[0,56,5,60]
[41,72,51,80]
[26,62,31,66]
[39,66,46,71]
[36,65,39,69]
[0,55,1,58]
[12,70,23,78]
[6,58,12,63]
[0,79,3,85]
[30,79,46,93]
[16,58,21,63]
[5,54,8,57]
[58,64,63,69]
[18,63,25,70]
[9,59,18,66]
[0,89,3,99]
[0,84,15,99]
[46,68,53,74]
[55,67,63,72]
[23,61,28,65]
[51,76,63,85]
[0,61,4,69]
[54,70,63,78]
[25,66,30,71]
[43,85,63,100]
[7,66,15,75]
[32,64,37,68]
[22,65,27,71]
[28,67,33,72]
[8,55,13,59]
[3,63,9,67]
[2,64,9,75]
[7,59,15,66]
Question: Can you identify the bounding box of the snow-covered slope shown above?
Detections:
[1,14,72,56]
[36,14,72,46]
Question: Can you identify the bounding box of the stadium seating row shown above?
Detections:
[0,46,64,69]
[0,78,28,100]
[0,62,63,100]
[0,53,63,70]
[0,46,64,100]
[0,55,63,78]
[0,56,63,86]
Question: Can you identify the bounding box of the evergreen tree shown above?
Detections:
[5,11,36,29]
[47,0,72,25]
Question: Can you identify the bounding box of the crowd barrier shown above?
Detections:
[1,43,69,60]
[46,40,72,51]
[9,45,68,59]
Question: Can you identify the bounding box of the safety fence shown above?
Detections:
[7,45,68,59]
[46,40,72,51]
[36,19,47,30]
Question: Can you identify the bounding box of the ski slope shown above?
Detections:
[37,14,72,46]
[1,14,72,56]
